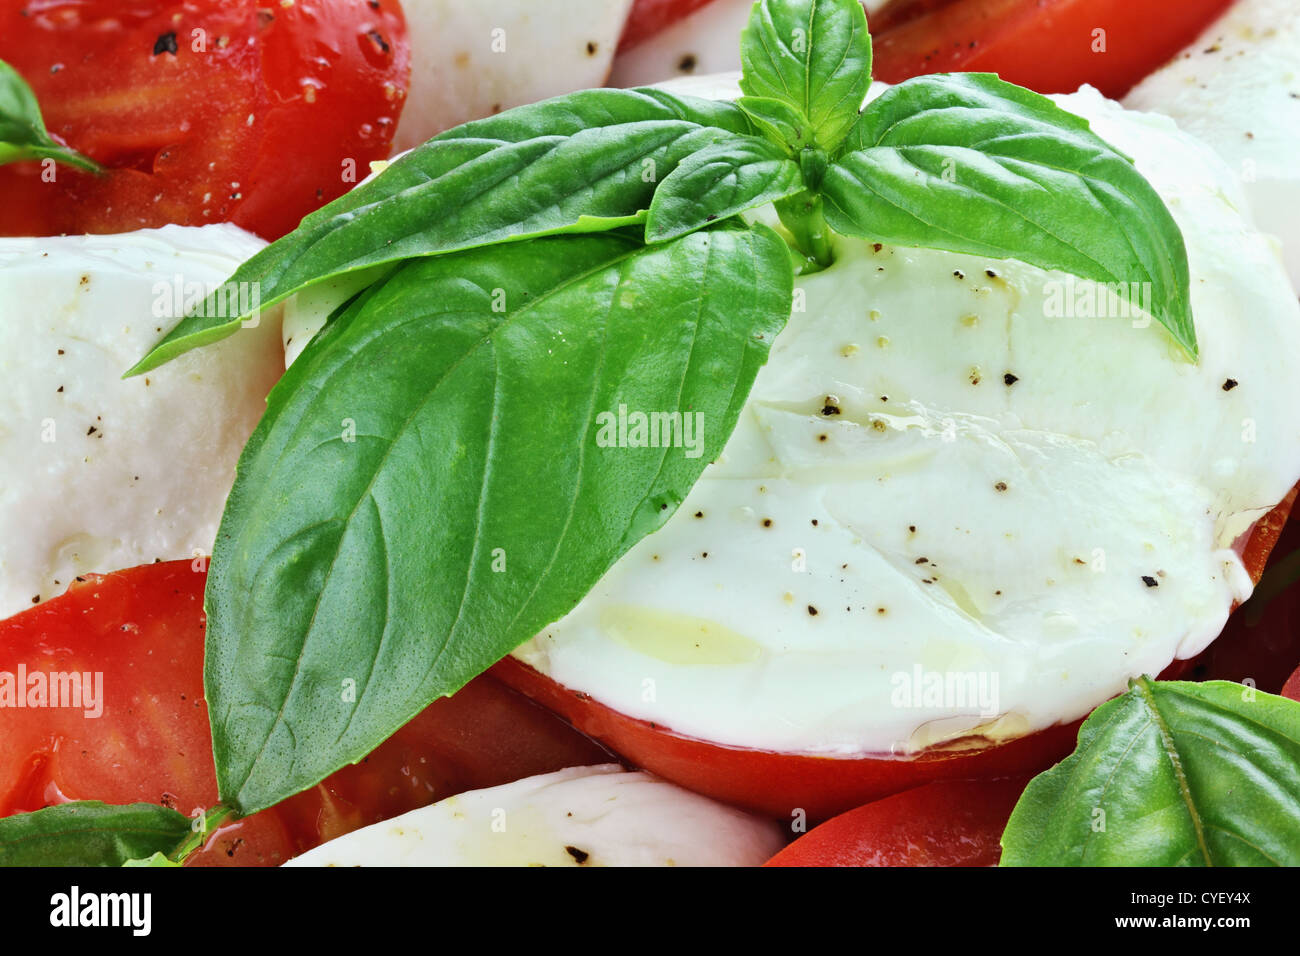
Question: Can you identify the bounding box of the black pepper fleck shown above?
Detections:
[677,53,697,72]
[1222,378,1238,391]
[565,845,589,864]
[807,605,818,616]
[1142,575,1159,588]
[1004,372,1018,386]
[153,32,178,56]
[994,481,1008,492]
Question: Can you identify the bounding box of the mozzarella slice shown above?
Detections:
[0,224,284,619]
[394,0,634,152]
[609,0,890,87]
[1124,0,1300,289]
[284,765,786,866]
[512,76,1300,756]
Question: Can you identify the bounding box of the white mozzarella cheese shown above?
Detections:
[1125,0,1300,289]
[609,0,891,87]
[394,0,635,152]
[284,765,786,866]
[0,224,283,619]
[512,76,1300,756]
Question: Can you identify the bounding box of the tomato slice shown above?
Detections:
[1282,665,1300,704]
[617,0,722,53]
[764,776,1028,866]
[0,0,408,240]
[0,561,610,866]
[867,0,962,34]
[870,0,1236,99]
[494,492,1294,823]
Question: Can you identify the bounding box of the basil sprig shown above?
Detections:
[0,59,100,174]
[1001,679,1300,866]
[117,0,1201,816]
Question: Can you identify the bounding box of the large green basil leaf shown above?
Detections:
[0,802,191,867]
[645,136,805,241]
[205,225,793,813]
[739,0,871,152]
[0,59,100,173]
[1001,678,1300,866]
[127,88,754,376]
[823,73,1197,358]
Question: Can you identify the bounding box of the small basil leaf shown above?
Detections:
[0,59,100,173]
[205,225,793,813]
[126,88,755,376]
[823,72,1196,358]
[0,802,192,867]
[739,0,871,152]
[645,136,804,242]
[1001,678,1300,866]
[737,96,814,154]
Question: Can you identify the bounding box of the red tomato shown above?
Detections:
[0,561,610,866]
[870,0,1236,99]
[617,0,721,52]
[494,493,1294,823]
[764,777,1028,866]
[1282,666,1300,703]
[868,0,961,33]
[493,654,1078,823]
[0,0,409,240]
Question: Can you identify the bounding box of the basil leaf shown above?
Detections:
[0,802,191,867]
[0,59,100,173]
[205,225,793,813]
[645,136,805,242]
[738,0,871,152]
[122,852,182,868]
[737,96,815,154]
[1001,678,1300,866]
[823,73,1197,357]
[126,88,754,376]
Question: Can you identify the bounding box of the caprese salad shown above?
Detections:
[0,0,1298,870]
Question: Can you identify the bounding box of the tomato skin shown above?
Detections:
[0,561,610,866]
[764,776,1028,866]
[1282,666,1300,704]
[0,0,408,240]
[871,0,1236,99]
[492,654,1078,823]
[868,0,962,34]
[495,494,1291,823]
[618,0,720,53]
